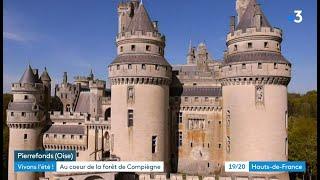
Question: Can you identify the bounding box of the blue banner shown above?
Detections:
[249,161,306,172]
[14,150,76,161]
[14,161,56,172]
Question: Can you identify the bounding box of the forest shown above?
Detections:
[2,91,317,179]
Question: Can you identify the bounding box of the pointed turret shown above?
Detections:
[126,3,155,33]
[89,69,94,80]
[236,0,271,31]
[40,67,51,82]
[187,40,196,64]
[19,65,37,84]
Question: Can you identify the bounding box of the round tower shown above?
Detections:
[7,65,47,180]
[109,1,172,171]
[40,67,52,111]
[220,0,291,178]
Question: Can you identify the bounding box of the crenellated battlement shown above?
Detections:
[74,76,90,82]
[89,80,106,89]
[11,83,44,92]
[116,31,165,43]
[227,27,282,43]
[50,111,89,120]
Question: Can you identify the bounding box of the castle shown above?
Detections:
[6,0,292,179]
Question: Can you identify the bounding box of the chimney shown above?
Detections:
[254,4,262,30]
[153,21,158,31]
[63,72,67,84]
[230,16,236,33]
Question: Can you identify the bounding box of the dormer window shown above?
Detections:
[131,45,136,51]
[146,45,151,51]
[248,42,253,48]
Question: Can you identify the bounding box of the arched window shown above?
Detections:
[104,108,111,121]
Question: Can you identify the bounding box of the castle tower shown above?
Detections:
[7,65,47,180]
[220,0,291,178]
[186,41,196,64]
[40,67,52,111]
[109,0,172,171]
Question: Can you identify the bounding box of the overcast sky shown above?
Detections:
[3,0,317,94]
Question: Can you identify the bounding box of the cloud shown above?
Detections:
[3,32,26,42]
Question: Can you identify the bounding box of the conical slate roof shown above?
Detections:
[40,67,51,81]
[236,0,271,31]
[126,3,155,32]
[19,65,38,84]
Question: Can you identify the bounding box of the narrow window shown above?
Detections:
[242,63,246,69]
[208,143,210,148]
[22,112,26,117]
[80,135,83,139]
[190,142,193,147]
[76,152,79,157]
[11,112,14,116]
[285,110,288,129]
[142,64,146,70]
[234,45,238,51]
[155,65,159,70]
[195,97,199,102]
[34,112,37,116]
[248,42,253,48]
[205,97,209,102]
[24,95,28,100]
[179,112,183,123]
[258,63,262,69]
[159,47,163,54]
[274,63,278,69]
[46,134,49,138]
[117,65,120,70]
[71,135,74,139]
[24,134,27,140]
[184,97,188,102]
[120,46,123,52]
[128,109,134,127]
[131,45,136,51]
[146,45,151,51]
[54,134,57,138]
[219,144,221,148]
[285,138,288,155]
[208,163,210,168]
[152,136,157,153]
[178,131,183,146]
[264,42,268,48]
[62,135,65,139]
[128,64,132,69]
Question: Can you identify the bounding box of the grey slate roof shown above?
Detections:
[46,125,85,135]
[111,54,171,66]
[236,0,271,31]
[40,68,51,81]
[224,51,291,64]
[74,92,91,113]
[19,65,38,84]
[170,87,222,97]
[126,3,155,33]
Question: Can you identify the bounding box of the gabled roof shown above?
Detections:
[40,67,51,81]
[126,3,155,32]
[236,0,271,31]
[19,65,38,84]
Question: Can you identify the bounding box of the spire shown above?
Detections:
[19,65,37,84]
[89,69,94,80]
[126,3,155,33]
[40,67,51,81]
[236,0,271,31]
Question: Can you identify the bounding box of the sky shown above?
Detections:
[3,0,317,94]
